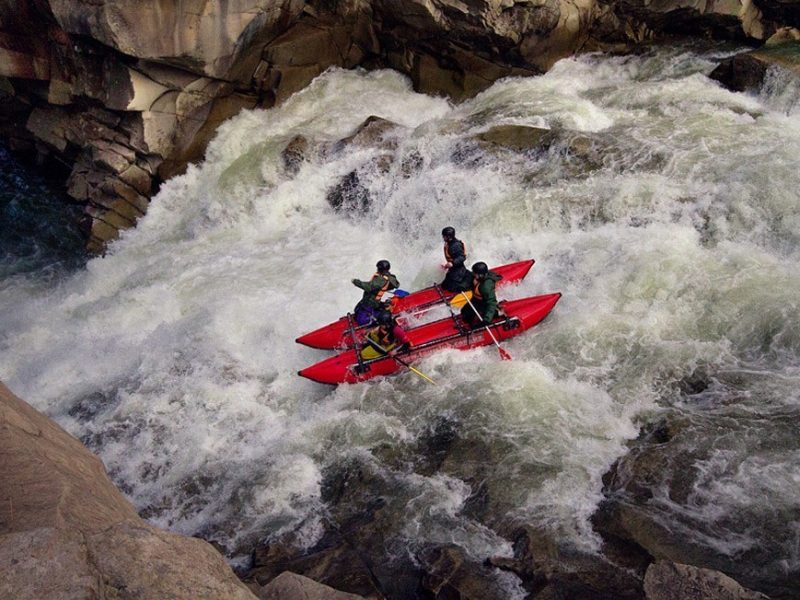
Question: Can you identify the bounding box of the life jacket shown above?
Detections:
[372,272,392,302]
[444,240,466,264]
[366,325,396,351]
[472,276,485,300]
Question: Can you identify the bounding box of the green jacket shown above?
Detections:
[353,272,399,308]
[472,271,502,321]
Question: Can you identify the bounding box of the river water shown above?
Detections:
[1,44,798,597]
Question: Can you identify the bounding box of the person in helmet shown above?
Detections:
[360,310,411,360]
[352,259,400,325]
[460,261,503,329]
[440,226,472,292]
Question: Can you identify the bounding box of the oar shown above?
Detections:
[460,292,512,361]
[369,340,437,385]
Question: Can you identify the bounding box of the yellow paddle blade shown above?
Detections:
[448,291,472,309]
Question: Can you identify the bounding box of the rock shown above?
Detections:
[475,124,552,153]
[324,116,405,212]
[765,27,800,46]
[709,53,771,92]
[643,560,769,600]
[710,40,800,93]
[492,525,648,598]
[119,163,153,195]
[338,115,404,151]
[753,3,800,33]
[258,572,366,599]
[26,107,71,152]
[282,135,312,175]
[247,456,427,598]
[0,382,257,600]
[326,169,372,212]
[590,406,792,598]
[0,31,50,80]
[420,544,516,599]
[46,0,306,81]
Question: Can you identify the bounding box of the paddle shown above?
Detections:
[368,340,437,385]
[460,292,512,361]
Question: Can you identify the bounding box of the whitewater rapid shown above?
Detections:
[1,44,799,595]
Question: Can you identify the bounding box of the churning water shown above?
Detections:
[1,44,798,596]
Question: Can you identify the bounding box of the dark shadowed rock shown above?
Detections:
[710,53,771,92]
[489,525,648,599]
[421,544,521,599]
[326,169,372,213]
[710,39,800,92]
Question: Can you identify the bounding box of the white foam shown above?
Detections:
[1,46,799,575]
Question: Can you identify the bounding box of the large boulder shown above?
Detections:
[644,560,768,600]
[46,0,306,82]
[0,381,257,600]
[258,572,365,600]
[710,35,800,92]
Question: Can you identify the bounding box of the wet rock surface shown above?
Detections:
[241,409,777,599]
[644,560,769,600]
[710,37,800,93]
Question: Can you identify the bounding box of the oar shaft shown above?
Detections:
[461,292,511,360]
[369,340,437,385]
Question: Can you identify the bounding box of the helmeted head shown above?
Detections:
[376,259,391,273]
[376,311,393,327]
[441,226,456,240]
[472,261,488,278]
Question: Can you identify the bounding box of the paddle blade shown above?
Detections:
[449,291,472,309]
[498,346,512,361]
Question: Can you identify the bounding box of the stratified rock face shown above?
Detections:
[2,0,800,253]
[0,381,257,600]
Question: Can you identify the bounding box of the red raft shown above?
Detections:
[295,259,535,350]
[298,292,561,385]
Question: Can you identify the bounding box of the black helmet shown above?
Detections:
[441,226,455,239]
[376,311,393,326]
[376,259,391,272]
[472,261,488,276]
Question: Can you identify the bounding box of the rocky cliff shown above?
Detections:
[1,0,799,252]
[0,381,259,599]
[0,381,372,600]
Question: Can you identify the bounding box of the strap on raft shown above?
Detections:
[434,283,468,335]
[347,312,369,375]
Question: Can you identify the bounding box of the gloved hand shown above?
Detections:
[351,278,359,285]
